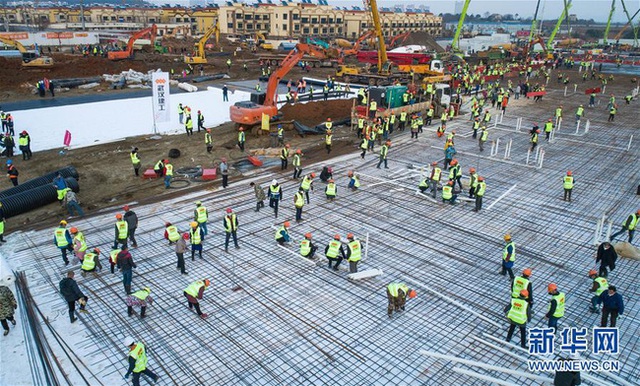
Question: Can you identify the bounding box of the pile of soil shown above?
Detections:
[402,31,445,53]
[280,98,355,126]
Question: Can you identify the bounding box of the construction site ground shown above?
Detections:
[1,63,639,385]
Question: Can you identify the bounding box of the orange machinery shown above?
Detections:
[230,43,325,126]
[108,24,158,60]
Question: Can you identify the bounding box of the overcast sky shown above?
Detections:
[330,0,639,23]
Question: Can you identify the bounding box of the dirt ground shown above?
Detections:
[1,46,637,234]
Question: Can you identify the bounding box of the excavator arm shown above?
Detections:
[0,36,54,67]
[0,37,27,52]
[389,32,410,48]
[343,30,375,56]
[108,24,157,60]
[195,23,219,58]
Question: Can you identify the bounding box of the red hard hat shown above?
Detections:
[305,232,312,239]
[408,289,417,298]
[327,118,332,121]
[347,233,354,239]
[567,170,572,176]
[182,233,190,240]
[70,227,78,234]
[310,173,316,178]
[123,205,130,211]
[226,208,233,213]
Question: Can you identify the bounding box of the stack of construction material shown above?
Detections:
[0,167,80,218]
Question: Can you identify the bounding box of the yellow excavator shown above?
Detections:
[0,37,54,68]
[184,23,220,64]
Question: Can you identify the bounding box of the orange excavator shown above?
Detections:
[108,24,158,60]
[230,43,325,126]
[388,31,411,48]
[341,30,375,57]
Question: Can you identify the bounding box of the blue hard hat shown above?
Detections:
[278,124,282,128]
[6,159,12,165]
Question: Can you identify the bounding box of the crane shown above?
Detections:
[614,8,640,41]
[603,0,616,44]
[108,24,158,60]
[363,0,390,74]
[451,0,471,53]
[0,37,54,68]
[546,0,572,50]
[184,23,220,64]
[229,43,326,126]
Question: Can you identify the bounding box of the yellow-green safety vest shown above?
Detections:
[294,192,305,208]
[81,252,97,271]
[549,292,565,318]
[292,154,301,167]
[380,145,388,159]
[130,152,140,164]
[387,282,408,297]
[165,164,173,176]
[74,232,87,252]
[511,276,530,298]
[129,343,148,373]
[325,134,332,145]
[507,297,528,325]
[18,136,28,146]
[347,240,361,262]
[627,214,639,230]
[54,227,69,247]
[274,226,287,240]
[326,183,336,196]
[196,206,208,223]
[300,239,311,256]
[563,176,574,189]
[300,176,312,190]
[503,241,515,262]
[238,131,245,142]
[369,101,377,111]
[224,214,238,232]
[184,280,205,297]
[480,130,489,141]
[477,181,486,196]
[442,185,453,200]
[280,147,289,160]
[190,226,202,244]
[432,167,441,181]
[326,240,341,258]
[352,176,360,188]
[110,248,121,264]
[166,225,180,242]
[116,220,128,239]
[132,289,150,301]
[594,277,608,296]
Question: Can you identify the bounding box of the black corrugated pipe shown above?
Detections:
[0,177,79,219]
[0,166,79,199]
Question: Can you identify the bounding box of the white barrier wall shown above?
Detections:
[0,31,100,47]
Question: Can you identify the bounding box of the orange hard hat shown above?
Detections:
[431,161,438,166]
[204,279,211,287]
[310,173,316,178]
[333,234,340,240]
[469,167,476,173]
[520,289,529,298]
[408,289,417,298]
[93,247,101,254]
[206,129,211,133]
[451,159,458,165]
[285,143,291,148]
[385,140,391,145]
[588,269,597,277]
[327,118,332,121]
[70,227,78,234]
[283,221,290,227]
[296,149,302,154]
[328,179,334,183]
[239,127,244,131]
[447,181,453,186]
[637,209,640,215]
[567,170,572,176]
[347,170,354,177]
[523,268,532,277]
[548,118,552,121]
[547,283,558,293]
[478,176,485,181]
[304,232,312,239]
[116,213,123,219]
[536,129,541,133]
[347,233,354,239]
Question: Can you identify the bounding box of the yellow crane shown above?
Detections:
[184,23,220,64]
[0,37,54,68]
[363,0,390,74]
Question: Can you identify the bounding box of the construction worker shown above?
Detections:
[130,147,141,176]
[294,187,305,222]
[205,129,213,153]
[504,289,531,348]
[325,234,346,271]
[178,103,184,124]
[425,105,434,126]
[59,271,87,323]
[325,179,337,201]
[116,245,137,295]
[280,143,290,170]
[386,282,416,318]
[501,234,516,280]
[275,221,291,245]
[219,158,228,188]
[292,149,303,179]
[223,208,240,252]
[113,213,128,249]
[483,109,491,124]
[126,287,153,318]
[346,233,362,273]
[164,222,180,245]
[80,247,102,277]
[268,179,283,218]
[418,175,429,194]
[575,104,584,123]
[563,170,574,202]
[599,285,624,327]
[300,172,315,204]
[608,104,617,122]
[610,209,639,243]
[588,270,608,313]
[359,136,368,159]
[109,247,121,274]
[545,283,565,331]
[53,220,74,265]
[347,170,360,191]
[4,159,17,186]
[250,181,266,212]
[478,126,489,152]
[410,114,419,139]
[0,279,16,336]
[184,279,210,318]
[369,99,377,119]
[428,162,441,199]
[175,233,189,275]
[52,172,69,201]
[596,241,617,278]
[512,268,533,306]
[0,203,4,244]
[300,232,317,259]
[442,181,458,205]
[474,176,486,211]
[555,105,563,121]
[529,129,540,152]
[472,117,481,139]
[122,205,138,248]
[376,140,390,169]
[226,58,232,70]
[319,166,333,183]
[398,109,407,131]
[544,118,554,141]
[276,124,285,146]
[164,159,173,189]
[153,159,165,177]
[237,127,246,152]
[449,159,462,190]
[197,110,205,132]
[325,128,333,154]
[189,221,204,260]
[185,114,193,136]
[194,201,208,236]
[468,168,478,198]
[70,226,87,262]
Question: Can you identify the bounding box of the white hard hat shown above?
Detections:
[123,336,135,347]
[272,179,278,185]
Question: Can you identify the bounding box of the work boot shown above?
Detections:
[3,330,9,336]
[125,285,132,295]
[70,316,78,323]
[200,313,208,319]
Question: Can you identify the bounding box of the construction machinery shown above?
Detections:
[255,32,273,50]
[0,37,54,68]
[388,32,411,48]
[451,0,471,54]
[230,43,325,126]
[184,23,220,64]
[306,37,330,49]
[363,0,391,74]
[108,24,158,60]
[546,0,572,50]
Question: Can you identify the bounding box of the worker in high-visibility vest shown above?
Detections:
[501,234,516,279]
[292,149,303,179]
[275,221,291,245]
[70,226,87,262]
[588,270,608,313]
[205,129,213,153]
[130,147,141,176]
[183,279,210,319]
[386,282,417,318]
[294,187,305,222]
[610,209,640,243]
[164,159,173,189]
[563,170,574,202]
[109,247,121,274]
[223,208,240,252]
[325,179,337,201]
[300,233,317,259]
[504,289,531,348]
[237,127,246,152]
[324,127,333,154]
[376,140,391,169]
[346,233,362,273]
[114,213,129,249]
[189,222,204,260]
[325,234,346,271]
[126,287,153,318]
[300,172,315,204]
[347,170,360,191]
[194,201,209,236]
[545,283,565,331]
[164,222,180,244]
[468,167,478,198]
[511,268,533,306]
[80,247,102,276]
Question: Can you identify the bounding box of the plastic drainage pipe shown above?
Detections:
[0,166,79,199]
[0,177,79,218]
